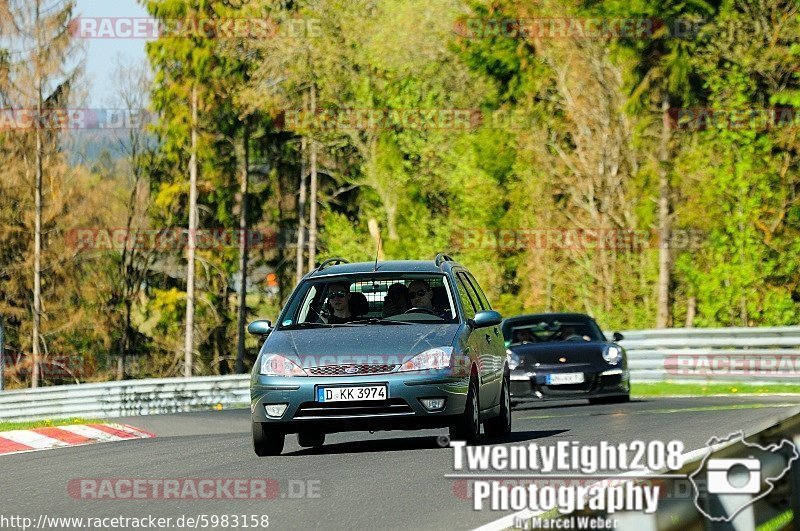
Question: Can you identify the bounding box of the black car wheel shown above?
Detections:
[589,394,630,405]
[252,421,285,456]
[484,372,512,439]
[449,376,480,444]
[297,431,326,448]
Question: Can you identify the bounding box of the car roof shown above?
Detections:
[306,260,462,278]
[503,312,597,325]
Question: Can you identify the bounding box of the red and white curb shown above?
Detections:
[0,423,155,455]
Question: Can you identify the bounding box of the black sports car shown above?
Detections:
[502,313,630,405]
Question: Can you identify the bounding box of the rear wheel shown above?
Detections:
[297,431,326,448]
[484,372,512,439]
[252,421,285,456]
[449,377,480,444]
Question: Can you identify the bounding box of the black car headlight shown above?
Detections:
[507,349,521,370]
[603,345,622,365]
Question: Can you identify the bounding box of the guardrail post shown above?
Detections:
[791,436,800,531]
[0,317,4,391]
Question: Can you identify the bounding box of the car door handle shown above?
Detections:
[485,334,492,343]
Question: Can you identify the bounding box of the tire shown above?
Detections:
[297,431,326,448]
[449,376,480,444]
[484,372,512,439]
[252,421,285,456]
[589,394,630,405]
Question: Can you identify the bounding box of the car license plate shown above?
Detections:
[546,372,584,385]
[317,385,387,402]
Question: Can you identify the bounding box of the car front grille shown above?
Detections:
[294,398,413,418]
[306,364,398,376]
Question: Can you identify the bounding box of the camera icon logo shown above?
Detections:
[689,431,799,522]
[706,457,761,494]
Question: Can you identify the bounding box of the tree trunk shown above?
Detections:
[307,84,318,271]
[656,94,672,328]
[31,62,43,389]
[296,120,308,284]
[235,124,250,374]
[184,85,198,378]
[117,299,131,380]
[685,295,696,327]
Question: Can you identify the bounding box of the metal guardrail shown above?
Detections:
[0,327,798,422]
[611,326,800,384]
[0,375,249,422]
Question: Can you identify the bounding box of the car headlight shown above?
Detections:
[603,345,622,365]
[260,354,307,376]
[507,349,521,370]
[399,347,453,372]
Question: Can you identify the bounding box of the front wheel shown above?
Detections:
[484,372,512,439]
[252,421,285,456]
[297,431,326,448]
[449,377,480,444]
[589,394,630,405]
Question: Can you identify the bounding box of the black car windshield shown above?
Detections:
[277,273,459,328]
[506,317,605,345]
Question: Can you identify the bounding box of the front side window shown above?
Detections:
[278,273,458,328]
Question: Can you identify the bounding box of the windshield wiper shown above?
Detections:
[347,318,413,325]
[280,321,367,330]
[279,322,333,330]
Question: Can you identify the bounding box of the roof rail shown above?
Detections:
[434,253,455,267]
[314,257,350,273]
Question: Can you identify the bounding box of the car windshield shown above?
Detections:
[506,318,604,345]
[277,273,459,328]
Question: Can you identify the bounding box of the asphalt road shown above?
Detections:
[2,396,799,530]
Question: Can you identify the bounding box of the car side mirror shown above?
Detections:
[468,310,503,329]
[612,332,624,342]
[247,320,273,336]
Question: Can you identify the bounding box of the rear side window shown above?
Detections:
[463,272,491,311]
[455,275,477,319]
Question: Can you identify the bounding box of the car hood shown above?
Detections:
[509,341,608,366]
[262,324,461,368]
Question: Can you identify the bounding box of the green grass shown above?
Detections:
[633,382,800,397]
[757,509,793,531]
[0,417,101,432]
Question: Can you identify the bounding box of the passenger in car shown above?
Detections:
[326,282,353,324]
[382,282,411,317]
[514,328,536,344]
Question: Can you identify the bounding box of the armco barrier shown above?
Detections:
[1,326,799,421]
[611,326,800,384]
[0,374,249,422]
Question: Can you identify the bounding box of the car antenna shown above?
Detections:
[373,232,382,271]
